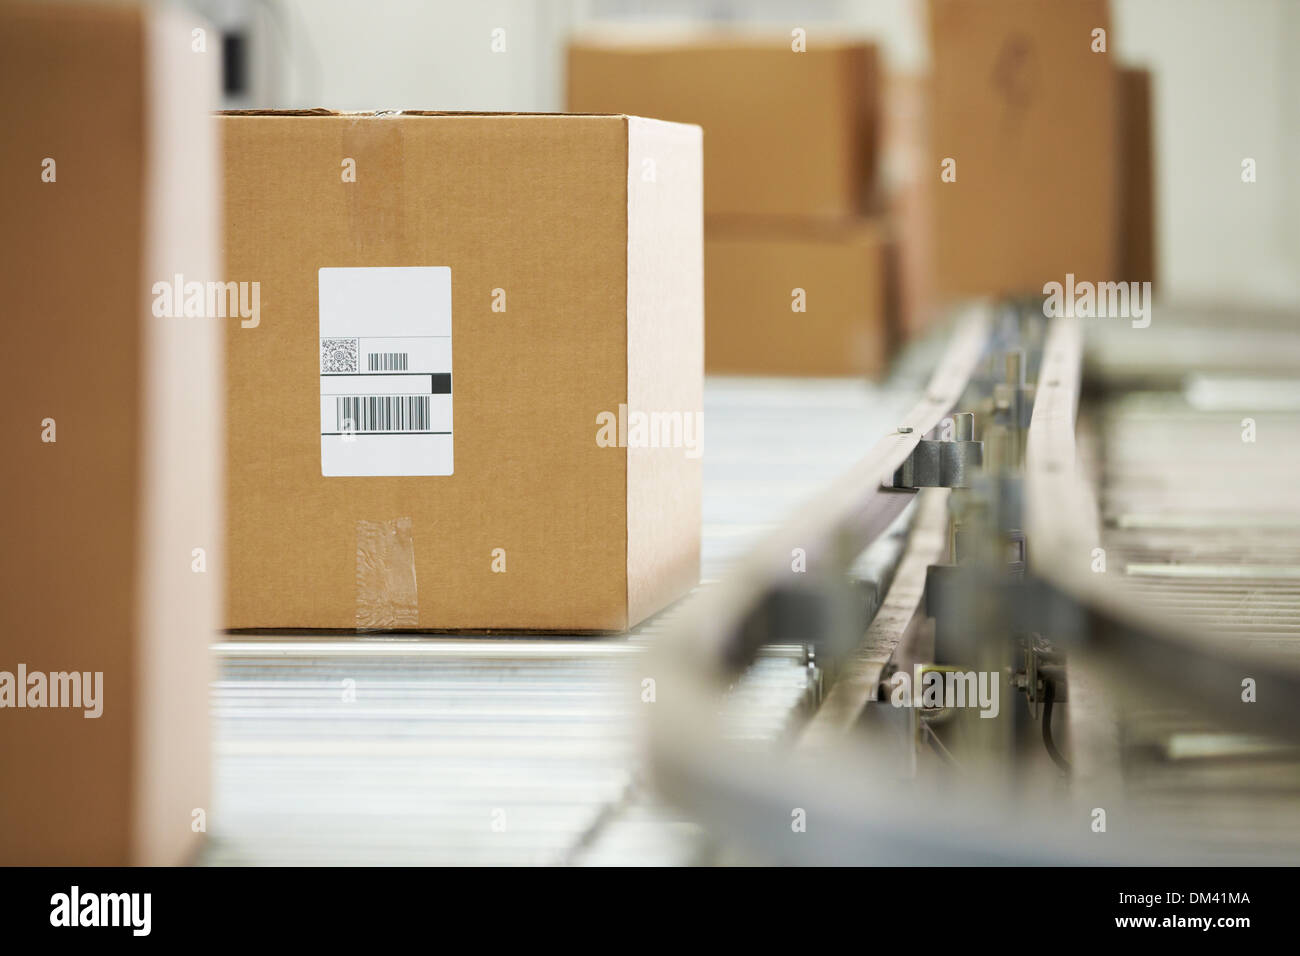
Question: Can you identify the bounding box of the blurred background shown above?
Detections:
[200,0,1300,310]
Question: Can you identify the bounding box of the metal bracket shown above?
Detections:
[890,412,984,489]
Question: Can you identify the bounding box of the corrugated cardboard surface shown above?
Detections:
[0,2,218,864]
[704,219,892,377]
[568,34,879,219]
[928,0,1119,298]
[223,113,701,631]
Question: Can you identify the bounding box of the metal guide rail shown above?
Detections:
[648,301,1300,864]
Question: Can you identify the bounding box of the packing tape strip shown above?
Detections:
[355,517,419,629]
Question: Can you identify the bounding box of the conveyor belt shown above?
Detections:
[1083,320,1300,861]
[206,361,935,865]
[208,307,1300,866]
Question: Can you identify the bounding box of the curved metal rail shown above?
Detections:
[646,304,1163,865]
[1026,316,1300,741]
[661,306,991,685]
[647,305,1300,865]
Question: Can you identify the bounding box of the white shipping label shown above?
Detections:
[319,267,453,477]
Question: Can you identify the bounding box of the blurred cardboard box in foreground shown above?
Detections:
[927,0,1119,299]
[706,220,892,377]
[0,1,220,864]
[222,112,702,632]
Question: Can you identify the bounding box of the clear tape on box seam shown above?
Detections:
[355,517,419,629]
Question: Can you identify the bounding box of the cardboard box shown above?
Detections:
[221,112,702,632]
[1118,67,1157,286]
[705,219,892,377]
[928,0,1119,298]
[567,33,880,219]
[0,2,220,864]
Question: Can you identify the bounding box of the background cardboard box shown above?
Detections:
[1118,66,1158,287]
[222,112,702,632]
[568,33,879,220]
[705,219,892,377]
[569,31,891,376]
[0,1,220,865]
[928,0,1119,299]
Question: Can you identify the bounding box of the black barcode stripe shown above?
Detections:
[367,352,409,371]
[336,395,430,432]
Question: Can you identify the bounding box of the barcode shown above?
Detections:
[336,395,430,432]
[367,352,409,371]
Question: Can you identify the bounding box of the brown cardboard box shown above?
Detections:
[1118,67,1157,286]
[705,219,892,377]
[222,112,702,632]
[567,32,880,219]
[0,2,220,864]
[928,0,1119,298]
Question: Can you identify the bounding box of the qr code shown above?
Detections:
[321,338,359,373]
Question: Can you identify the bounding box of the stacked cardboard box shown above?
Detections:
[568,33,890,377]
[221,112,702,632]
[926,0,1122,300]
[705,219,891,376]
[0,2,221,864]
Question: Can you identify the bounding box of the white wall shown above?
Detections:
[1112,0,1299,306]
[248,0,1298,309]
[256,0,565,111]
